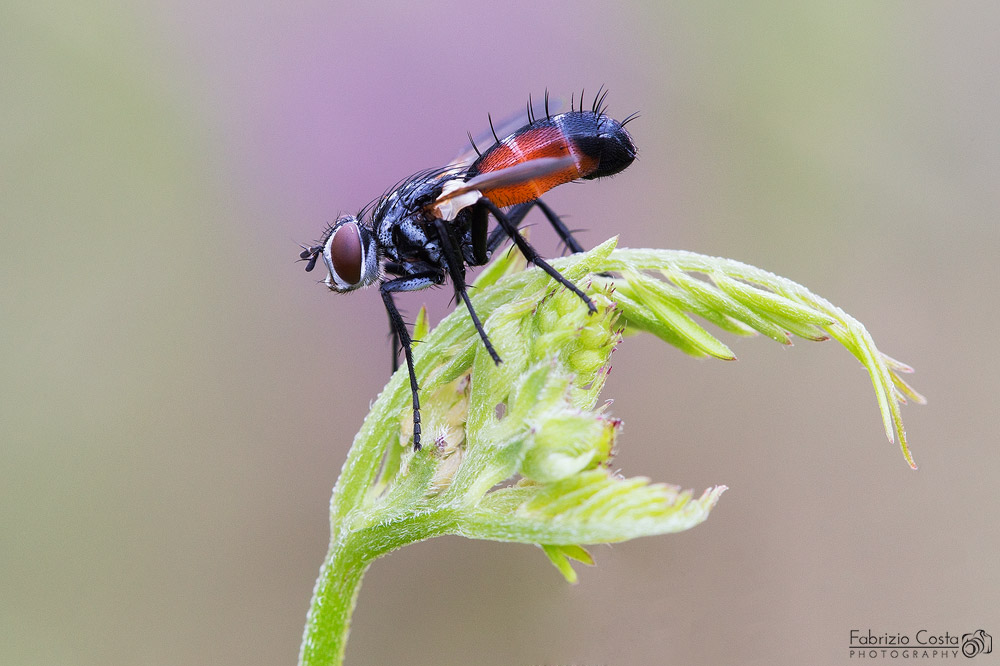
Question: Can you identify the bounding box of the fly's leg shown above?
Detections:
[382,261,407,373]
[470,204,489,265]
[381,288,419,447]
[486,199,586,255]
[479,199,596,313]
[524,200,612,277]
[380,270,445,450]
[432,219,502,365]
[470,201,537,267]
[533,199,585,254]
[388,316,400,373]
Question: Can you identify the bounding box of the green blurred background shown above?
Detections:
[3,1,998,664]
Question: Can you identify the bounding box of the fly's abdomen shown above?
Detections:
[469,110,637,208]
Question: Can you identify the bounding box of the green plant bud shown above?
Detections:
[535,297,561,332]
[506,364,557,420]
[569,349,607,376]
[532,330,577,358]
[520,412,618,483]
[553,288,582,318]
[577,320,612,350]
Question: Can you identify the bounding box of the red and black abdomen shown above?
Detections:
[467,110,637,208]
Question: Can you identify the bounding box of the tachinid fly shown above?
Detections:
[300,89,637,449]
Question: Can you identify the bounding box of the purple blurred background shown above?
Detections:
[3,2,998,664]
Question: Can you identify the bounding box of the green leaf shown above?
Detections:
[655,268,791,343]
[622,269,736,360]
[541,544,595,583]
[461,471,728,545]
[412,305,430,345]
[598,248,920,467]
[711,272,834,326]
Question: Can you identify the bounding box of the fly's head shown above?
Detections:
[300,215,379,292]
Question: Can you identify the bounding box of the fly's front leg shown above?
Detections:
[388,315,401,373]
[479,199,596,313]
[432,219,502,365]
[380,269,445,450]
[383,261,408,373]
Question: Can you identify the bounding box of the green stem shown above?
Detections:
[300,511,459,666]
[299,538,371,666]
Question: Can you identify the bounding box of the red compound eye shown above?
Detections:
[328,222,362,285]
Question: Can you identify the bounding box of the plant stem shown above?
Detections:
[300,511,459,666]
[298,536,371,666]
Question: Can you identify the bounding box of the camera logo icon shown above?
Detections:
[962,630,992,658]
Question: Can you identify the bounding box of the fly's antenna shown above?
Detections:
[544,89,551,120]
[467,131,482,157]
[488,113,500,144]
[298,244,322,272]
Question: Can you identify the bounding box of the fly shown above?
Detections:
[300,89,638,449]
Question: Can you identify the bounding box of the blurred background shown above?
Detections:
[3,1,998,664]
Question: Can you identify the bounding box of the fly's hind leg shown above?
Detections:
[485,199,586,255]
[533,199,585,254]
[478,199,596,313]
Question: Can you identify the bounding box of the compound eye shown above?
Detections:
[326,220,363,286]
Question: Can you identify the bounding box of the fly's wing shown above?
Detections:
[456,157,578,194]
[432,156,576,220]
[446,94,565,169]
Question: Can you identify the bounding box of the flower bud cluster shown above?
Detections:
[416,276,625,493]
[531,283,623,399]
[514,284,624,482]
